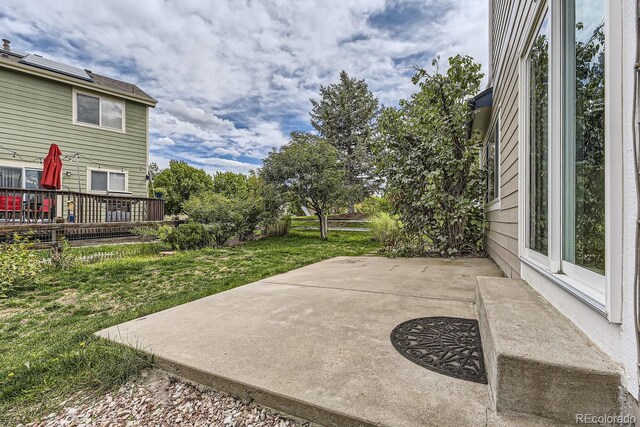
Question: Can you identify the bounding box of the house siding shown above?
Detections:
[485,0,538,278]
[487,0,640,399]
[0,67,148,196]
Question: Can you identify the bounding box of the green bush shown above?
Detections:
[184,192,263,245]
[374,55,485,255]
[369,212,402,248]
[48,238,78,271]
[237,198,264,241]
[0,235,40,297]
[355,196,392,216]
[167,222,212,250]
[265,216,292,237]
[133,224,175,241]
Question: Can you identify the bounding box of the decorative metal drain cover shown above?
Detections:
[390,317,487,384]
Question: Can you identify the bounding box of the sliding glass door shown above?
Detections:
[562,0,605,278]
[527,13,550,257]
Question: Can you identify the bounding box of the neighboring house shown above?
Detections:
[0,39,156,198]
[483,0,639,408]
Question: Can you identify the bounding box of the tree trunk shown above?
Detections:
[317,211,328,240]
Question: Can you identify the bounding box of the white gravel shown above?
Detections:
[22,370,308,427]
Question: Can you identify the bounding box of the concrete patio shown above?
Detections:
[97,257,574,426]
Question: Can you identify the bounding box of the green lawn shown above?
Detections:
[0,230,379,426]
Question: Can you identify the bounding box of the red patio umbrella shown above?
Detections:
[40,144,63,190]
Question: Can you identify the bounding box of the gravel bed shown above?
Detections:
[21,370,308,427]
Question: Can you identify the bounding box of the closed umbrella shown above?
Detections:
[40,144,63,190]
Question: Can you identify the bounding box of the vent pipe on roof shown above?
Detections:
[2,39,10,51]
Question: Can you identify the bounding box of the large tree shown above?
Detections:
[153,160,213,215]
[260,132,347,240]
[310,70,379,208]
[374,55,485,255]
[211,171,251,199]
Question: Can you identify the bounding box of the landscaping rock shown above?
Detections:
[24,370,306,427]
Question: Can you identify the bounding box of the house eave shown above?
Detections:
[0,57,157,107]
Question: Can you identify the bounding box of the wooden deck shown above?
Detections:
[0,187,164,225]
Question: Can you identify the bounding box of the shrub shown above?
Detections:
[265,216,292,237]
[133,224,175,241]
[369,212,402,248]
[48,238,78,271]
[184,192,263,245]
[0,235,40,297]
[236,198,264,241]
[374,55,485,255]
[167,222,212,250]
[355,196,392,216]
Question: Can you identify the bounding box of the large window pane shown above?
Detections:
[0,167,22,188]
[76,93,100,125]
[91,171,108,191]
[25,169,43,189]
[109,172,126,192]
[528,13,550,255]
[563,0,605,274]
[101,99,123,130]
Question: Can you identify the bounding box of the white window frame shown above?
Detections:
[87,167,129,194]
[519,2,552,269]
[0,160,45,189]
[72,89,126,133]
[518,0,623,321]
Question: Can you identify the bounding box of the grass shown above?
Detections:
[0,230,379,426]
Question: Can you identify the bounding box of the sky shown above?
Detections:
[0,0,488,175]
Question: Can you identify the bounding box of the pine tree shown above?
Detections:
[310,71,379,209]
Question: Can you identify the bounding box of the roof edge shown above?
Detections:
[0,57,157,107]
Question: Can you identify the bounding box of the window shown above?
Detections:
[89,170,127,193]
[562,0,605,275]
[0,166,23,188]
[527,12,550,256]
[25,169,43,189]
[0,166,43,189]
[74,92,124,131]
[484,121,499,203]
[520,0,614,314]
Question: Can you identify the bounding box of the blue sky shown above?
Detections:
[0,0,488,174]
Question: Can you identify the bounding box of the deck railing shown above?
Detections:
[0,187,164,225]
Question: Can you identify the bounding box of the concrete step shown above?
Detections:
[476,276,622,424]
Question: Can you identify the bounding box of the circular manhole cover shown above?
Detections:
[390,316,488,384]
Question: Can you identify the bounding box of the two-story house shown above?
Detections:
[0,39,156,198]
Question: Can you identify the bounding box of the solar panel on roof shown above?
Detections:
[0,47,27,58]
[19,54,93,81]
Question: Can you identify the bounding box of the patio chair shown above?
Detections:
[32,198,54,222]
[0,195,22,221]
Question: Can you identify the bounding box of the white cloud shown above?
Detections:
[152,136,175,147]
[0,0,488,172]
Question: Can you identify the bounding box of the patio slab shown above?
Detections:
[97,256,559,427]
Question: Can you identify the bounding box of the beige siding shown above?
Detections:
[485,0,539,277]
[0,68,148,196]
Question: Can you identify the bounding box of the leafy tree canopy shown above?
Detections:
[153,160,213,215]
[260,132,349,239]
[374,55,485,255]
[211,171,251,199]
